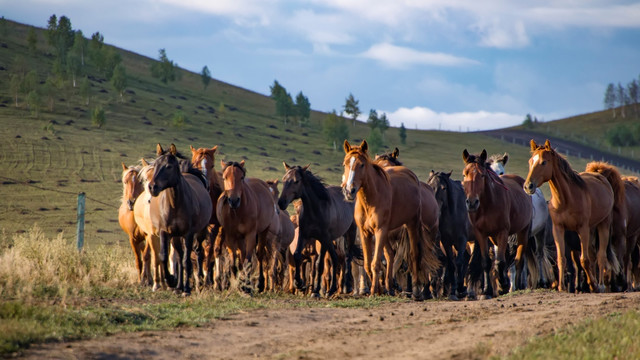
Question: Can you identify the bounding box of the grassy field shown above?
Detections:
[1,17,638,358]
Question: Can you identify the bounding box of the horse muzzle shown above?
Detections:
[228,196,241,209]
[127,199,135,211]
[277,198,288,211]
[523,181,536,195]
[342,186,357,201]
[465,197,480,212]
[149,184,160,197]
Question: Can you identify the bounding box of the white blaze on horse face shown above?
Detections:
[346,156,356,189]
[531,154,540,169]
[201,159,208,177]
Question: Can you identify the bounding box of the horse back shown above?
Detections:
[326,186,356,239]
[501,175,533,234]
[385,167,423,230]
[625,180,640,237]
[183,173,214,232]
[246,178,281,235]
[579,172,614,227]
[419,182,439,231]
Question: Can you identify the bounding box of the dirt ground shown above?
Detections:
[19,291,640,360]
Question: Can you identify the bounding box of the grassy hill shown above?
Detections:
[0,18,615,247]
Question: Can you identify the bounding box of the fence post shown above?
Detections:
[77,192,86,251]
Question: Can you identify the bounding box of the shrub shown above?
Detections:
[91,105,105,128]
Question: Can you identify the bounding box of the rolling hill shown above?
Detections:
[0,18,635,247]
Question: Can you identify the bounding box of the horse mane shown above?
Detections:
[300,167,330,202]
[374,151,403,166]
[179,158,208,190]
[622,175,640,186]
[535,146,586,188]
[585,161,625,206]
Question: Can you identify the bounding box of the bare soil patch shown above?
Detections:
[19,291,640,360]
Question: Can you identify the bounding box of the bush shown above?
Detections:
[606,124,636,146]
[171,110,188,127]
[91,105,105,128]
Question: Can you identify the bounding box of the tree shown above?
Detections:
[201,65,211,90]
[55,16,74,63]
[270,80,285,99]
[399,123,407,145]
[343,93,361,127]
[102,47,122,80]
[150,48,178,84]
[26,90,41,118]
[269,80,294,125]
[323,110,349,150]
[22,70,38,96]
[628,79,639,118]
[79,76,91,105]
[294,91,311,127]
[66,47,82,87]
[604,83,616,118]
[42,76,61,111]
[367,109,380,130]
[617,83,628,118]
[71,30,87,66]
[378,112,390,140]
[46,14,57,47]
[27,28,38,54]
[88,31,104,67]
[9,74,21,107]
[367,128,384,154]
[523,113,533,127]
[111,64,128,102]
[92,106,105,128]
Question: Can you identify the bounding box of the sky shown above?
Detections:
[3,1,640,131]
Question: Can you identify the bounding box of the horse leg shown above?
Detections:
[576,225,598,293]
[455,237,469,298]
[471,230,493,300]
[359,229,374,293]
[129,234,144,284]
[140,236,152,286]
[325,240,340,297]
[625,235,638,291]
[371,228,388,296]
[213,227,225,291]
[383,243,395,296]
[492,232,510,295]
[183,234,194,295]
[552,224,567,292]
[313,244,327,298]
[442,242,459,300]
[343,225,357,294]
[206,224,220,286]
[595,222,612,293]
[513,230,530,291]
[159,231,176,288]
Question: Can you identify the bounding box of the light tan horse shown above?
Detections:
[216,160,280,293]
[118,162,150,285]
[524,139,616,292]
[342,140,439,300]
[190,145,224,286]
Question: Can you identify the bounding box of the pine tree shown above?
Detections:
[399,123,407,145]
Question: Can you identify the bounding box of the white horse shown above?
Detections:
[488,153,555,289]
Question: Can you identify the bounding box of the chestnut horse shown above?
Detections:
[148,145,212,295]
[118,162,150,285]
[342,140,439,300]
[190,145,224,286]
[373,148,442,298]
[216,160,280,293]
[524,139,616,292]
[277,163,357,297]
[584,162,628,291]
[621,176,640,290]
[462,149,534,299]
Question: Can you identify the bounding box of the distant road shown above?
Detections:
[480,129,640,174]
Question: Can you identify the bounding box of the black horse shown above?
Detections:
[277,163,358,297]
[426,170,471,299]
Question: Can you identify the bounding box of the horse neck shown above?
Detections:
[356,165,386,206]
[299,181,328,221]
[158,175,190,213]
[547,163,574,210]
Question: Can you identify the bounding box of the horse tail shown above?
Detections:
[524,232,540,289]
[466,241,483,288]
[393,227,408,278]
[538,217,557,287]
[585,161,626,210]
[606,235,623,276]
[416,223,441,284]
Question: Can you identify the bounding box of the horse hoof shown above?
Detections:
[152,284,160,292]
[448,294,460,301]
[310,292,320,299]
[479,294,492,300]
[411,292,424,302]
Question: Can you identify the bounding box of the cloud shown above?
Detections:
[383,106,523,132]
[360,43,479,68]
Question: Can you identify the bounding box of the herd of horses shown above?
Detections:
[118,138,640,300]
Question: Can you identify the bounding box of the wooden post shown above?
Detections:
[77,192,86,251]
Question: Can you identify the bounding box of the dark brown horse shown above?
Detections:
[118,162,150,285]
[524,139,616,292]
[265,179,296,291]
[190,145,224,286]
[621,176,640,290]
[373,148,442,298]
[148,144,213,295]
[216,160,280,293]
[462,149,534,299]
[277,163,357,297]
[342,140,439,300]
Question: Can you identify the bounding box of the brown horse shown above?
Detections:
[342,140,439,300]
[585,162,628,291]
[265,179,296,291]
[190,145,224,286]
[462,149,534,299]
[148,144,213,295]
[118,162,150,285]
[373,148,442,298]
[621,176,640,290]
[216,160,280,293]
[524,139,616,292]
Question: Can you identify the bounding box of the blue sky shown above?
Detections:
[3,0,640,131]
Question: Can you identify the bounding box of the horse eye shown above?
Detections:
[542,160,547,165]
[360,164,364,168]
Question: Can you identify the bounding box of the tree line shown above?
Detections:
[603,74,640,146]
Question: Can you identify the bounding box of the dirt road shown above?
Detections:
[20,291,640,360]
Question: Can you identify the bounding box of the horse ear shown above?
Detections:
[446,170,453,177]
[156,143,164,156]
[303,163,311,171]
[502,153,509,166]
[283,162,291,171]
[343,140,351,154]
[429,169,435,177]
[121,162,127,171]
[393,147,400,158]
[141,158,149,167]
[169,143,177,155]
[462,149,470,163]
[544,139,551,149]
[211,145,218,154]
[361,139,368,153]
[480,149,487,163]
[190,145,196,154]
[220,159,226,169]
[239,160,245,168]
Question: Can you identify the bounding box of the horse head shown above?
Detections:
[462,149,489,212]
[278,162,309,210]
[524,139,553,195]
[221,160,246,209]
[190,145,218,179]
[266,179,280,202]
[427,170,452,211]
[121,162,143,210]
[488,152,508,175]
[341,139,371,201]
[149,152,181,197]
[373,147,402,168]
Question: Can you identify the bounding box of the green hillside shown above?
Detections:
[0,18,600,246]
